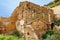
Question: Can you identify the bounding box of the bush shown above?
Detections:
[43,30,60,40]
[42,30,54,39]
[0,35,24,40]
[54,19,60,26]
[10,30,23,37]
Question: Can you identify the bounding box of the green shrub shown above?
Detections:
[10,30,23,37]
[0,35,5,40]
[43,30,60,40]
[0,35,24,40]
[54,19,60,26]
[42,30,54,39]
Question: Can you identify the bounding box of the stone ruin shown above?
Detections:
[0,1,55,40]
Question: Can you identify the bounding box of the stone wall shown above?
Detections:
[16,1,55,40]
[0,1,55,40]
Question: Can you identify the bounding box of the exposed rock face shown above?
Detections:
[0,1,55,40]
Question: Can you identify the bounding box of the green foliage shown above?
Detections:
[42,30,54,39]
[0,35,5,40]
[43,30,60,40]
[54,19,60,26]
[10,30,23,37]
[0,35,24,40]
[41,19,60,40]
[54,0,60,3]
[43,35,56,40]
[45,0,60,8]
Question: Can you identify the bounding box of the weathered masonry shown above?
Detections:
[16,1,55,40]
[0,1,55,40]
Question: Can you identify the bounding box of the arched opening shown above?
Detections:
[51,22,54,30]
[27,32,30,35]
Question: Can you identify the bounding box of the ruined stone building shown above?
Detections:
[0,1,55,40]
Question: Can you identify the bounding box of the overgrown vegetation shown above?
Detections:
[10,30,23,38]
[42,19,60,40]
[42,30,60,40]
[0,35,24,40]
[0,30,24,40]
[45,0,60,8]
[42,30,54,39]
[54,19,60,26]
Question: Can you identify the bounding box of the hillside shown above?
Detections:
[45,0,60,8]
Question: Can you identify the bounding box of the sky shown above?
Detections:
[0,0,54,17]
